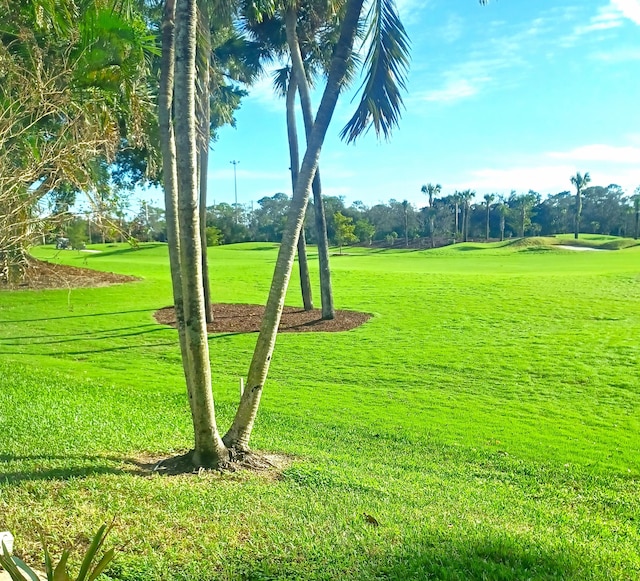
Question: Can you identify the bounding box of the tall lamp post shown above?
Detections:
[230,159,240,223]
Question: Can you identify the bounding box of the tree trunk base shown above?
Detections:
[152,448,291,475]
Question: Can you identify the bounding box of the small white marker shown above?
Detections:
[0,531,14,555]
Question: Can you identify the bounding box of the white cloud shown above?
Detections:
[417,78,483,103]
[611,0,640,24]
[245,71,285,113]
[591,47,640,62]
[548,144,640,164]
[440,13,464,44]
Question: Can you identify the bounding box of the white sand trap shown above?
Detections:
[557,245,607,252]
[80,249,102,253]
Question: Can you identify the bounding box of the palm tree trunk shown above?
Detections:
[285,7,335,320]
[485,205,490,240]
[159,0,200,461]
[286,71,313,311]
[223,0,364,450]
[575,192,582,239]
[454,203,459,242]
[197,4,213,323]
[174,0,227,467]
[634,203,639,240]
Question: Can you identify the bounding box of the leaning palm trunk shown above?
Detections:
[285,8,335,320]
[171,0,227,467]
[286,72,314,311]
[223,0,365,449]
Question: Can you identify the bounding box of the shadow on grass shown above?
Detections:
[236,533,581,581]
[0,308,155,324]
[0,323,166,343]
[365,536,580,580]
[0,453,160,485]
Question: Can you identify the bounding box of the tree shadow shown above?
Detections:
[236,531,582,580]
[361,534,582,580]
[0,323,164,343]
[0,453,159,485]
[0,308,155,324]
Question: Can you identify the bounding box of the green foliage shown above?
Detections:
[205,226,223,247]
[65,220,88,250]
[354,218,375,244]
[0,524,115,581]
[333,211,357,253]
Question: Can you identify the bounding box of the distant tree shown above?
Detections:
[510,191,539,237]
[421,183,441,248]
[355,219,375,245]
[633,188,640,240]
[483,193,495,240]
[205,226,223,246]
[459,189,475,242]
[452,191,463,242]
[496,197,509,241]
[570,171,591,239]
[401,200,410,247]
[334,211,357,255]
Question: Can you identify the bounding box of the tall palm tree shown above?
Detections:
[452,191,462,242]
[570,171,591,239]
[497,195,508,241]
[421,183,440,248]
[246,5,333,316]
[459,189,474,242]
[483,193,495,241]
[283,67,313,310]
[195,7,264,321]
[222,0,410,452]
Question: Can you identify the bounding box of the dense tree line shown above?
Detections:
[52,181,640,251]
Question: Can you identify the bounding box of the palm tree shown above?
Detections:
[483,193,495,241]
[459,189,475,242]
[421,183,440,248]
[452,191,462,242]
[222,0,410,452]
[172,0,228,466]
[284,68,314,310]
[497,196,508,241]
[570,171,591,239]
[246,5,335,317]
[195,7,264,321]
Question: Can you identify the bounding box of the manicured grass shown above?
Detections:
[0,240,638,580]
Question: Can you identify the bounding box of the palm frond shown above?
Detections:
[340,0,410,143]
[271,65,291,98]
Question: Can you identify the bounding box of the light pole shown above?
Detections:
[230,159,240,223]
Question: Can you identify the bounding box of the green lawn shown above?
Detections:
[0,240,638,580]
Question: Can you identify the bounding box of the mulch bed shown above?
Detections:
[1,258,138,290]
[154,303,371,333]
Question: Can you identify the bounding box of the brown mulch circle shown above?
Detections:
[1,257,138,290]
[129,450,294,478]
[155,303,372,333]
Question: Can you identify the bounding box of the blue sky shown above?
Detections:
[145,0,640,210]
